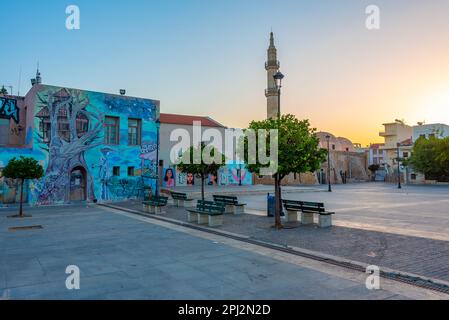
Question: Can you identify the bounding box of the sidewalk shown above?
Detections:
[112,200,449,287]
[0,204,429,300]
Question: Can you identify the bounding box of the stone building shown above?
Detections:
[0,76,160,206]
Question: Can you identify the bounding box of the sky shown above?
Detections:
[2,0,449,145]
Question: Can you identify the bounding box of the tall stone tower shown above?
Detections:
[265,32,280,119]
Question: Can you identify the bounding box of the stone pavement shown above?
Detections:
[115,183,449,284]
[0,204,439,300]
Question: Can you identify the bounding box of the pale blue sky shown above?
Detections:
[2,0,449,144]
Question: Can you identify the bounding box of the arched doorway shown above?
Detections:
[69,167,87,201]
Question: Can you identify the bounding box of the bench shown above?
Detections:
[212,195,246,215]
[282,200,335,228]
[142,196,168,214]
[171,192,195,208]
[187,200,225,227]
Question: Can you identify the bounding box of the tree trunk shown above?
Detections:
[19,178,24,218]
[279,183,283,217]
[201,174,205,201]
[274,173,283,229]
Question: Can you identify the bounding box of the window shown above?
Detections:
[39,119,51,143]
[403,152,409,158]
[128,167,135,176]
[105,116,119,145]
[76,114,89,138]
[332,144,336,150]
[411,174,417,180]
[0,118,9,145]
[128,118,141,146]
[113,166,120,176]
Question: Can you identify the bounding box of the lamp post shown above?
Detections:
[326,135,332,192]
[273,71,284,218]
[273,71,284,120]
[397,142,402,189]
[155,119,161,196]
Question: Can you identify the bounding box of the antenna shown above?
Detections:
[17,66,22,96]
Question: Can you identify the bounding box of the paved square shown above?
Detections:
[0,203,433,300]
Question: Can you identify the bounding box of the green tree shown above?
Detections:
[177,143,226,201]
[2,157,44,218]
[242,114,327,229]
[0,86,8,95]
[410,136,449,180]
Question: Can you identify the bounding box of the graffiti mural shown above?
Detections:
[0,85,159,205]
[0,97,19,123]
[34,88,104,204]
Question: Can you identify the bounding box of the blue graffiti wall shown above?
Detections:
[0,85,160,205]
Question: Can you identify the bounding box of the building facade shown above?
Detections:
[158,113,253,188]
[0,84,160,206]
[378,120,412,173]
[412,123,449,142]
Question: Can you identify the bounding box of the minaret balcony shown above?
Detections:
[265,60,280,70]
[265,88,279,97]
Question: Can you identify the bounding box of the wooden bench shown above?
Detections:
[187,200,225,227]
[142,196,168,214]
[171,192,194,208]
[282,200,335,228]
[212,195,246,214]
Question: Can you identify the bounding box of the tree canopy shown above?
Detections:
[2,156,44,218]
[177,143,226,200]
[409,136,449,181]
[2,156,44,181]
[242,114,327,179]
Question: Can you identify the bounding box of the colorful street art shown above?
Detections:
[0,97,19,123]
[0,85,160,205]
[162,168,176,188]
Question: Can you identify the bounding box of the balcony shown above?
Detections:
[265,60,280,70]
[379,131,395,137]
[265,88,278,97]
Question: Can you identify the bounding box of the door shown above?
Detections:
[70,167,87,201]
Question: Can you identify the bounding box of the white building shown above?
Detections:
[412,123,449,143]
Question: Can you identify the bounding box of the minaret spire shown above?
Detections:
[265,32,280,119]
[269,31,275,48]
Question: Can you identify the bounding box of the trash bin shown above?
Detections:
[267,193,284,217]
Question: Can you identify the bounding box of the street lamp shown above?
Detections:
[273,71,284,120]
[155,119,161,196]
[396,142,402,189]
[326,135,332,192]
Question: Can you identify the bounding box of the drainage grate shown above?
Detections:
[8,225,43,232]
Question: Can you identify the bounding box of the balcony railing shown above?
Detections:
[265,60,280,69]
[265,88,279,96]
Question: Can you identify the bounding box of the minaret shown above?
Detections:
[265,32,280,119]
[31,64,42,86]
